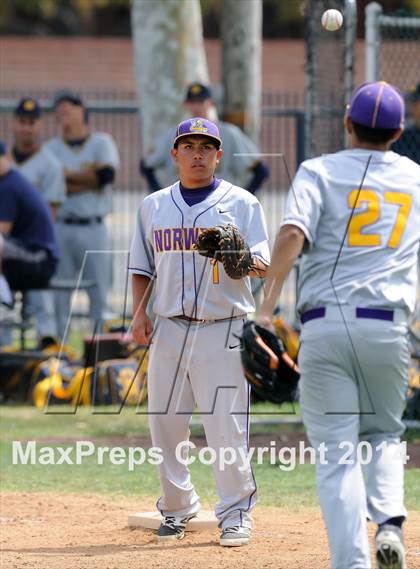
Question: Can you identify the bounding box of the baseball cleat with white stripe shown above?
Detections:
[375,524,406,569]
[156,515,196,542]
[219,525,251,547]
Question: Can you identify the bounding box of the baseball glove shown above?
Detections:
[195,224,256,279]
[240,320,300,405]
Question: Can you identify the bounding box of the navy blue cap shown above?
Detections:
[185,83,212,102]
[53,90,84,108]
[14,98,42,118]
[0,141,7,156]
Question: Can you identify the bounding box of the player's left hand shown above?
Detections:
[195,224,255,280]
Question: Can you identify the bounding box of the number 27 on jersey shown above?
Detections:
[347,189,412,248]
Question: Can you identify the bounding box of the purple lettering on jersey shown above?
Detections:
[154,227,201,252]
[163,228,171,251]
[173,227,183,250]
[154,229,163,252]
[184,227,199,251]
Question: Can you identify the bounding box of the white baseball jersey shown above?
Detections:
[282,149,420,316]
[12,146,66,205]
[129,179,270,319]
[145,121,260,189]
[45,132,120,218]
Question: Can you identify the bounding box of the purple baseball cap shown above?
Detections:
[348,81,405,129]
[173,117,222,148]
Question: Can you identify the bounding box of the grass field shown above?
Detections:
[1,405,419,510]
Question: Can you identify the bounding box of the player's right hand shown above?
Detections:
[255,312,276,334]
[132,311,153,345]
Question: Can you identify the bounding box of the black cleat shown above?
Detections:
[156,515,196,542]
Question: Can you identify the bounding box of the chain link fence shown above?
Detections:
[365,2,420,91]
[0,91,304,326]
[304,0,357,158]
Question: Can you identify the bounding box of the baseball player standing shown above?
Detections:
[140,83,269,193]
[46,92,120,339]
[11,97,65,342]
[130,117,270,545]
[256,82,419,569]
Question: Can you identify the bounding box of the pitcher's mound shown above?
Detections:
[128,510,218,531]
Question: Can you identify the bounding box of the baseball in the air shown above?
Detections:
[321,9,343,31]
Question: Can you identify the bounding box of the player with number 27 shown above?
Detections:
[256,81,419,569]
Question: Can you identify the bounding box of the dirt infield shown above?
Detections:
[1,493,419,569]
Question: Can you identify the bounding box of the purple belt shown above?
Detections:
[301,307,394,324]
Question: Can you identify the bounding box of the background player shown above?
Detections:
[255,81,419,568]
[46,91,120,339]
[11,97,65,342]
[391,82,420,164]
[0,141,58,346]
[140,83,269,193]
[130,117,270,546]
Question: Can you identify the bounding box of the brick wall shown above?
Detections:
[0,36,366,97]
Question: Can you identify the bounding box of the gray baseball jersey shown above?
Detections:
[282,149,419,316]
[45,132,120,217]
[12,145,66,205]
[145,121,260,189]
[46,132,119,339]
[284,148,419,568]
[129,178,269,529]
[129,179,270,319]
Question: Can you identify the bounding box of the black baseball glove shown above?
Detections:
[240,320,300,405]
[194,224,257,279]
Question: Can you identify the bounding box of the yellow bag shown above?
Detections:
[31,358,92,408]
[94,356,148,406]
[0,340,78,402]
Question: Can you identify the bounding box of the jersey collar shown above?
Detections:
[344,148,401,163]
[170,179,233,216]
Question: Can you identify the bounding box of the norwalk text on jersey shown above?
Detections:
[11,440,409,472]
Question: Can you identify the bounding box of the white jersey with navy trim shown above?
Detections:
[281,149,419,316]
[12,145,66,206]
[129,179,270,319]
[45,132,119,218]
